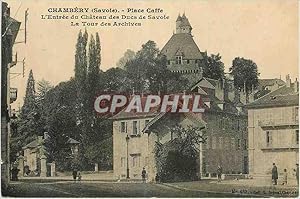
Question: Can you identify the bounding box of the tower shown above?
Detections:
[176,13,192,34]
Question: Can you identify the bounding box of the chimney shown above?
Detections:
[38,135,43,144]
[294,78,299,93]
[199,67,203,79]
[286,74,291,87]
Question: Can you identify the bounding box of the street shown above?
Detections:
[3,181,257,198]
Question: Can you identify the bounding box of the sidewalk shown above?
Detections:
[164,179,299,197]
[19,171,117,182]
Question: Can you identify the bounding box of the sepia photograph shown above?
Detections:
[1,0,299,197]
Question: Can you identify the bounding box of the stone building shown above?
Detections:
[161,13,205,85]
[190,76,249,176]
[111,102,206,181]
[1,2,21,188]
[111,103,157,181]
[246,75,299,184]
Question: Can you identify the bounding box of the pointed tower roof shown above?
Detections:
[176,14,182,22]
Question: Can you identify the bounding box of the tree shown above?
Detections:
[124,40,189,93]
[116,49,135,69]
[101,67,128,92]
[22,69,36,115]
[10,70,39,162]
[202,52,225,80]
[229,57,259,93]
[154,125,206,182]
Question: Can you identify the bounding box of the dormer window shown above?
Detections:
[176,56,182,64]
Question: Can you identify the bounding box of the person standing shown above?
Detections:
[272,163,278,185]
[72,169,78,182]
[217,165,222,183]
[295,164,299,185]
[142,167,147,183]
[282,169,288,185]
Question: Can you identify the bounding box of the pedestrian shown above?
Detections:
[72,169,77,182]
[282,169,287,185]
[77,171,82,183]
[142,167,147,183]
[11,166,20,181]
[155,173,160,184]
[272,163,278,185]
[217,165,222,183]
[294,163,299,185]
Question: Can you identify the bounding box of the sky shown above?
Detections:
[6,0,299,109]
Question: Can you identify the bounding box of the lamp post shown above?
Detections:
[126,134,130,179]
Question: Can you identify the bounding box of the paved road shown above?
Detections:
[3,181,253,197]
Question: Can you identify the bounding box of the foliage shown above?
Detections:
[124,40,189,93]
[229,57,260,93]
[116,49,135,69]
[202,52,225,80]
[154,125,206,182]
[10,70,39,162]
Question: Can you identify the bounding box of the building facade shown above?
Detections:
[246,76,299,184]
[190,77,249,176]
[1,2,20,189]
[112,111,157,181]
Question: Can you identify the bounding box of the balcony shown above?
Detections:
[258,120,298,130]
[261,144,299,151]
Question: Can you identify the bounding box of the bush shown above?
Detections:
[159,150,198,182]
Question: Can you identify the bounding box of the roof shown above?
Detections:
[179,14,192,27]
[110,96,161,120]
[143,111,206,133]
[246,86,299,109]
[161,33,203,60]
[23,140,39,149]
[67,138,80,144]
[7,17,21,44]
[258,79,285,89]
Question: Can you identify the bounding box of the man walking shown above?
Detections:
[142,167,147,183]
[272,163,278,185]
[217,165,222,183]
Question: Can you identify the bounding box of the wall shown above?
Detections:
[202,111,248,176]
[248,106,299,180]
[113,117,157,181]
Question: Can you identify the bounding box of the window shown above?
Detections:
[266,131,272,146]
[296,130,299,144]
[212,136,217,149]
[295,107,299,122]
[231,138,235,149]
[133,121,138,135]
[219,137,223,149]
[121,122,126,133]
[244,139,247,150]
[167,60,170,65]
[121,157,125,167]
[132,155,140,167]
[187,59,190,64]
[237,139,241,149]
[206,136,210,149]
[176,56,182,64]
